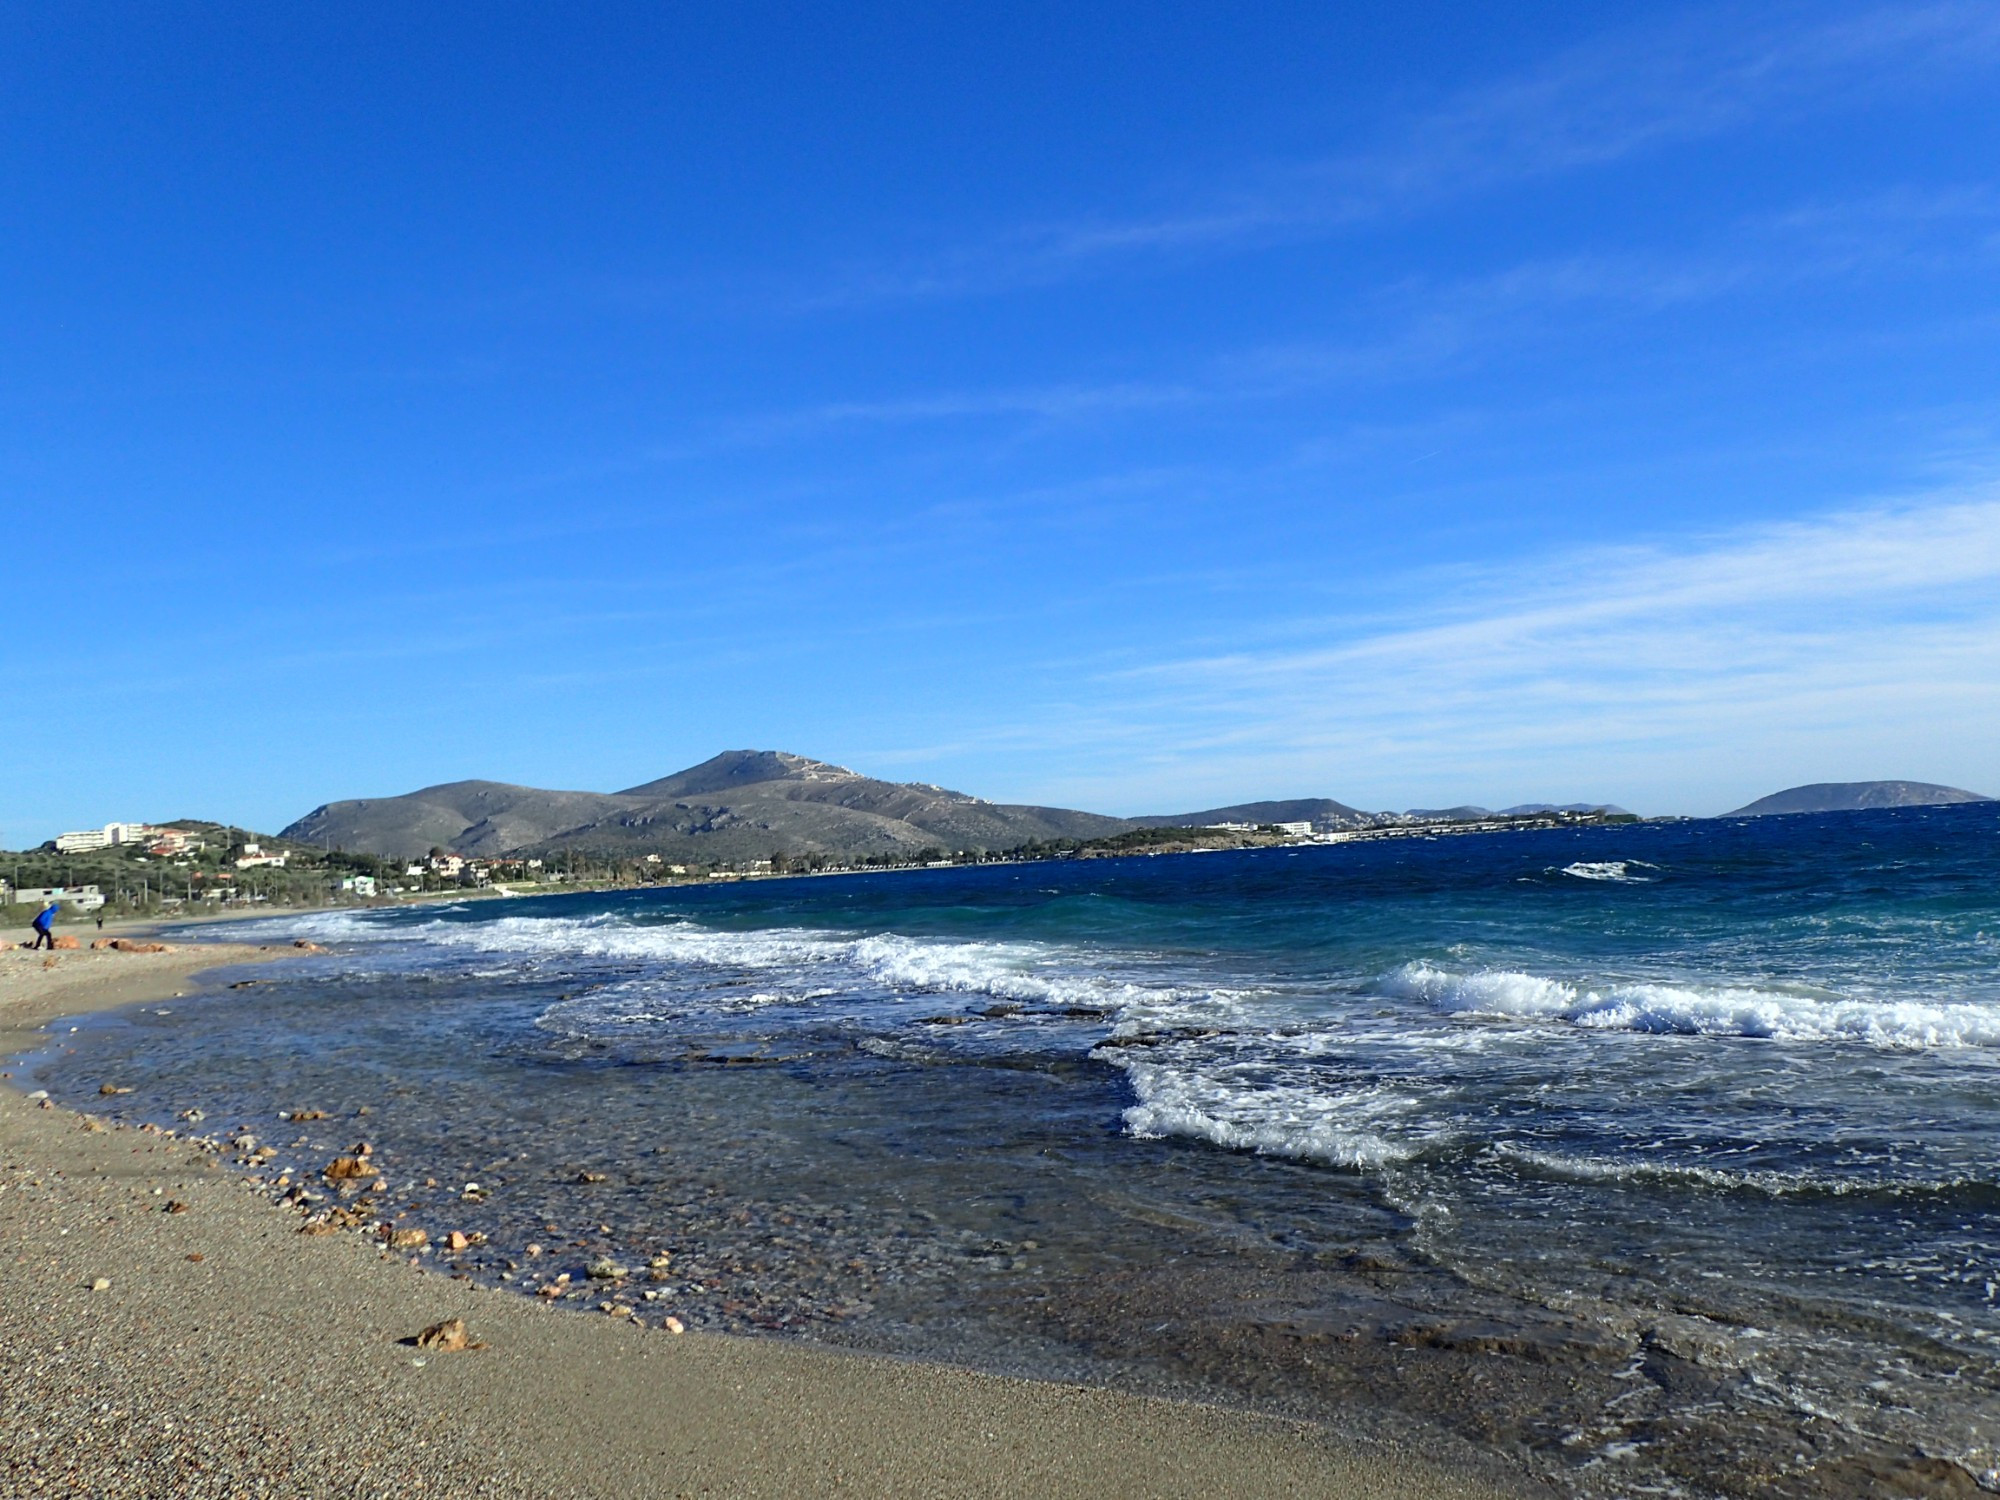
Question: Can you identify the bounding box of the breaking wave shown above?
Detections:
[1115,1058,1432,1168]
[1559,860,1656,882]
[1382,961,2000,1048]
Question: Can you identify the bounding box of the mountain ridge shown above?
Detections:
[1726,780,1992,817]
[282,751,1129,863]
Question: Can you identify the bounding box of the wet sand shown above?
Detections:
[0,943,1525,1498]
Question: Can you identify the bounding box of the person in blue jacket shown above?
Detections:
[29,902,58,950]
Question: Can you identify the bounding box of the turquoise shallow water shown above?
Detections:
[29,805,2000,1496]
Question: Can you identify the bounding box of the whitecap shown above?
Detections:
[1381,961,2000,1048]
[1558,860,1654,882]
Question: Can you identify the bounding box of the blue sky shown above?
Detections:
[5,2,1999,842]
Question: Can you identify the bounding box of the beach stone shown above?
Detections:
[413,1317,472,1352]
[388,1228,429,1250]
[89,1277,110,1292]
[446,1231,471,1252]
[289,1109,327,1121]
[325,1155,377,1181]
[587,1257,627,1280]
[663,1317,685,1334]
[52,935,81,950]
[293,939,328,952]
[575,1170,607,1184]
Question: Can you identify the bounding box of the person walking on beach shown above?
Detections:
[29,902,58,950]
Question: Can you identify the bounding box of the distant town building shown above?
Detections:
[54,822,166,854]
[234,843,289,869]
[339,875,378,897]
[148,831,200,856]
[1272,821,1313,837]
[12,884,106,912]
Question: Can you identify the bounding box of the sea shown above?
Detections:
[23,804,2000,1497]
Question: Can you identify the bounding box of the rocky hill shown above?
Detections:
[282,751,1133,863]
[1726,781,1992,817]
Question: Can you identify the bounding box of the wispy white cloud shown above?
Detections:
[800,3,2000,306]
[1000,485,2000,815]
[744,184,2000,445]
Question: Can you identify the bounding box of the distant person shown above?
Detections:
[30,902,57,950]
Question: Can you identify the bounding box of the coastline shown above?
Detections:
[0,941,1523,1498]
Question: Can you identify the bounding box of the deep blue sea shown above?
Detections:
[28,805,2000,1497]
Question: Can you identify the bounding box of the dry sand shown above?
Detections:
[0,942,1529,1498]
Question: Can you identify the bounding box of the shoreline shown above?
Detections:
[0,942,1523,1497]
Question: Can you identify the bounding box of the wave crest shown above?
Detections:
[1382,961,2000,1047]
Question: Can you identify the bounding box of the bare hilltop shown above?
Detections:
[281,750,1133,864]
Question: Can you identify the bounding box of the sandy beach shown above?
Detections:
[0,940,1523,1498]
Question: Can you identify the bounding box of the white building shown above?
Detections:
[340,875,378,897]
[235,843,289,869]
[54,822,164,854]
[1272,821,1313,837]
[13,884,106,912]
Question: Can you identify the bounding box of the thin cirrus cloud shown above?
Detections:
[798,2,2000,308]
[745,185,2000,445]
[1013,485,2000,813]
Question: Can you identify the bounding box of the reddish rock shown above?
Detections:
[413,1317,474,1352]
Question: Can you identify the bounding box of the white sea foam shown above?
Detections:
[1559,860,1655,882]
[1491,1143,1990,1199]
[1383,961,2000,1048]
[1116,1058,1431,1168]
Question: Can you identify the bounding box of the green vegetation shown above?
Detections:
[1,821,706,922]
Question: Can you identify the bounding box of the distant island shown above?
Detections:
[1726,780,1993,817]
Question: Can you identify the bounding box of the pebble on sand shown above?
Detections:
[413,1317,481,1352]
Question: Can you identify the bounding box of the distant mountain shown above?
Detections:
[1130,797,1374,830]
[1726,781,1993,818]
[282,750,1133,863]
